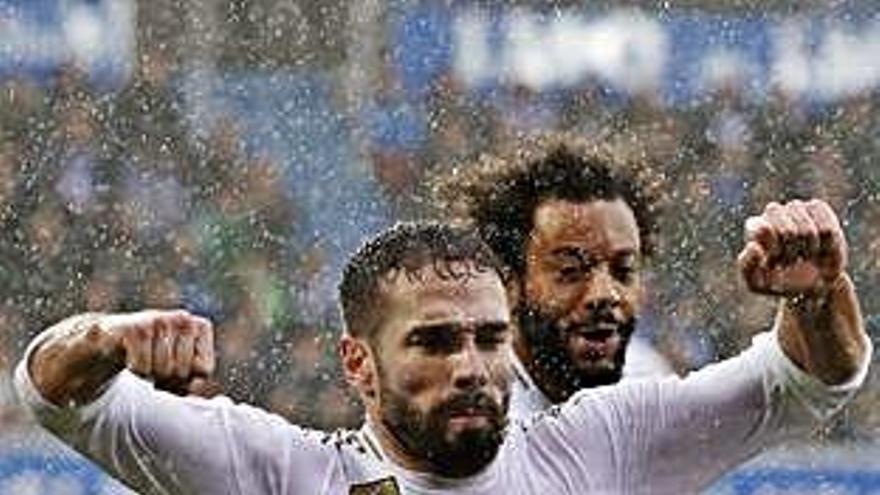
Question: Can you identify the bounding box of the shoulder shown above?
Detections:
[512,378,677,445]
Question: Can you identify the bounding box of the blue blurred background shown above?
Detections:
[1,1,880,493]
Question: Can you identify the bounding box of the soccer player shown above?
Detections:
[433,137,670,415]
[14,216,870,493]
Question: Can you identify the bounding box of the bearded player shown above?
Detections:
[435,136,674,416]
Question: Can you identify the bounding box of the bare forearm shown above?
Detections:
[778,273,866,385]
[29,313,124,406]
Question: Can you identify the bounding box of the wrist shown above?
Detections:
[81,314,127,371]
[33,313,124,406]
[785,272,849,313]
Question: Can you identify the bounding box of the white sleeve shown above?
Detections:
[13,335,338,495]
[522,329,872,494]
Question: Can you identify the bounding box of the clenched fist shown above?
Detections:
[106,310,215,381]
[81,309,216,396]
[32,309,217,405]
[738,199,847,296]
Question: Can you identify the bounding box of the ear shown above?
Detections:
[339,335,377,400]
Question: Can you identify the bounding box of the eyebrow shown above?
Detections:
[408,320,510,337]
[549,246,639,261]
[472,321,511,334]
[548,246,587,262]
[613,249,639,260]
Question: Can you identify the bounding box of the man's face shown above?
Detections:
[372,264,513,478]
[519,198,642,399]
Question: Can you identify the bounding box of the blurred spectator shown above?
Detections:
[0,143,21,219]
[362,63,426,208]
[805,140,854,213]
[560,78,606,136]
[0,78,48,153]
[495,82,559,138]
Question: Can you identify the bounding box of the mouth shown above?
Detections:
[447,407,493,429]
[449,406,492,418]
[566,324,621,363]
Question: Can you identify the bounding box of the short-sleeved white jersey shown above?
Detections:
[15,331,870,495]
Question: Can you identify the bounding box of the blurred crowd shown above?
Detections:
[0,50,355,431]
[2,46,880,444]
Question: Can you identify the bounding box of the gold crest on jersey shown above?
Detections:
[348,477,401,495]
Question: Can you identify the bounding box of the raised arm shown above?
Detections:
[738,199,867,385]
[18,310,337,494]
[28,310,214,406]
[522,199,870,494]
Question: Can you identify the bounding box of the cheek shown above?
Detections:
[620,286,641,316]
[485,354,513,390]
[392,358,450,399]
[525,274,571,311]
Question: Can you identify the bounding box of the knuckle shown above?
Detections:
[176,323,193,337]
[170,309,192,324]
[200,326,214,344]
[198,351,216,370]
[174,362,190,378]
[136,324,153,341]
[195,317,212,332]
[154,322,169,340]
[817,225,836,237]
[745,216,764,234]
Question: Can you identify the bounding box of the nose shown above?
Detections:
[575,265,621,315]
[451,338,490,391]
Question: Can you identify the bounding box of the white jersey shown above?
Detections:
[620,338,675,380]
[14,331,870,495]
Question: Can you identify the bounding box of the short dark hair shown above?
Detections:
[433,134,659,277]
[339,222,506,340]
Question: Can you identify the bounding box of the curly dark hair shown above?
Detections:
[339,221,506,340]
[431,133,660,278]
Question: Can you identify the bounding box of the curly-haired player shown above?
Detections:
[433,134,667,414]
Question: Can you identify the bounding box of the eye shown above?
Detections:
[613,262,638,284]
[556,265,585,284]
[406,328,459,355]
[474,325,509,350]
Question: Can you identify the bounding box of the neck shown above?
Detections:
[513,333,568,404]
[365,409,432,474]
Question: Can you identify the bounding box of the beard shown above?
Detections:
[516,302,636,402]
[379,384,509,478]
